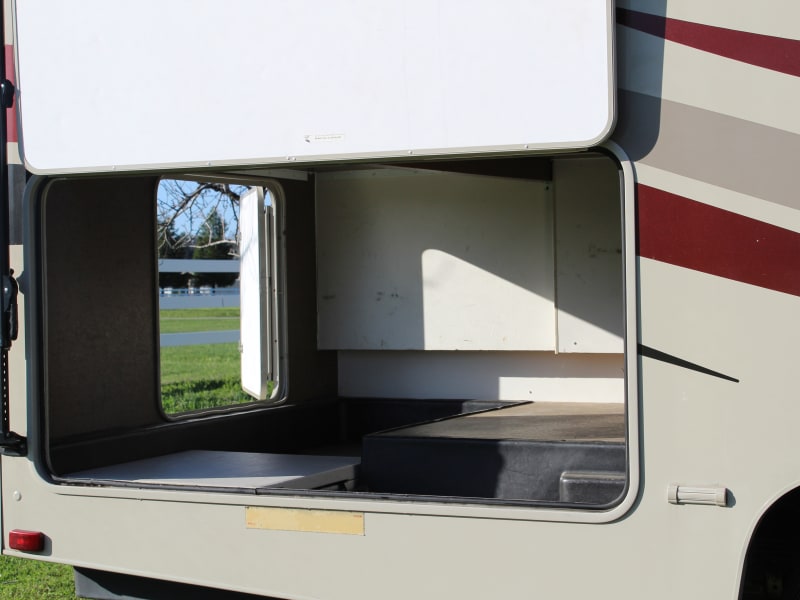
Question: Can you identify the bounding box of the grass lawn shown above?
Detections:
[158,307,271,414]
[160,342,254,414]
[0,556,77,599]
[159,307,240,334]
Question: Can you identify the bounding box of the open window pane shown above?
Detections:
[156,179,277,415]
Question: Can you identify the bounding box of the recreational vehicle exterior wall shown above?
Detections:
[1,1,799,599]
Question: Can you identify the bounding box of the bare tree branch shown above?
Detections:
[157,180,245,257]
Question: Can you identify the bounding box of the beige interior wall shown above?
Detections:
[317,158,625,402]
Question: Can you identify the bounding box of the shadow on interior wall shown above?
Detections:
[319,156,635,350]
[316,170,556,351]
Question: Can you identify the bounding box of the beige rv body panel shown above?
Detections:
[3,1,800,599]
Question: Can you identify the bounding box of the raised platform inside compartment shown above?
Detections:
[67,450,360,492]
[361,402,626,504]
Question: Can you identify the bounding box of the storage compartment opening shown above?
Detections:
[34,151,632,508]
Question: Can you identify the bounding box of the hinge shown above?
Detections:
[0,350,26,456]
[2,270,18,348]
[0,271,25,456]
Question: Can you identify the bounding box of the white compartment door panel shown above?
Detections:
[14,1,615,173]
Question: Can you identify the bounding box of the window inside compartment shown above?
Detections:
[156,178,280,415]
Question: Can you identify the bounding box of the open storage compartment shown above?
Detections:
[28,150,632,508]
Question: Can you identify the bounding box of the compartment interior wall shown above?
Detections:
[280,176,338,401]
[316,155,624,402]
[40,176,163,442]
[39,174,338,473]
[337,351,624,402]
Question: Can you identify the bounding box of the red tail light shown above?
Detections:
[8,530,45,552]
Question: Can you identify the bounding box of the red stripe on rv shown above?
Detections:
[617,8,800,78]
[637,184,800,297]
[4,45,17,143]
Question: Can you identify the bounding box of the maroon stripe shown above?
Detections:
[4,45,17,143]
[638,184,800,297]
[617,8,800,78]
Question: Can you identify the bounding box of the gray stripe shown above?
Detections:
[613,90,800,210]
[160,330,239,347]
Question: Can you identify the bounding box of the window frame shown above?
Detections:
[156,175,288,419]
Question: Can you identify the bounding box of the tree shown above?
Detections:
[157,219,190,288]
[157,179,245,288]
[191,211,238,287]
[157,179,244,257]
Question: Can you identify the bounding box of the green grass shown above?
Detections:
[160,307,240,319]
[0,555,77,599]
[160,342,255,414]
[159,307,239,334]
[159,308,254,414]
[159,342,242,386]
